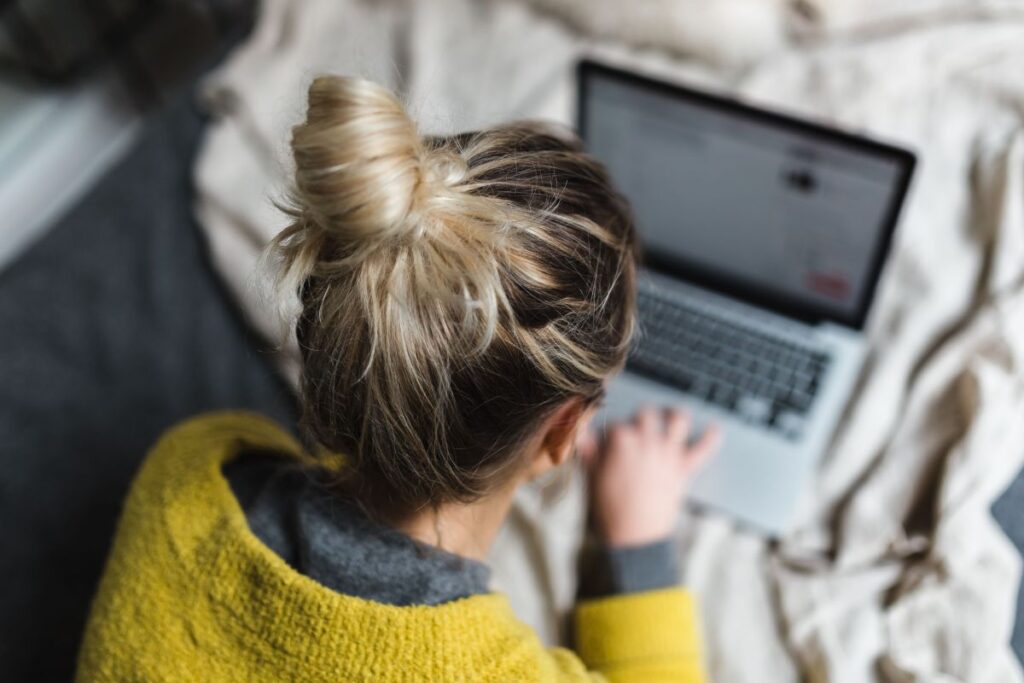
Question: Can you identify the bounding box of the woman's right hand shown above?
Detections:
[578,406,722,547]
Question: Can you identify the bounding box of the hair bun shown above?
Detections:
[291,76,426,245]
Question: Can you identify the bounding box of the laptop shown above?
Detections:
[577,60,916,536]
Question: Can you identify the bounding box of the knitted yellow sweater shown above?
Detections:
[76,411,706,682]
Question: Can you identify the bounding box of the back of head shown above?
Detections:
[272,75,638,517]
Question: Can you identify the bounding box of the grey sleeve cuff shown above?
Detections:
[578,537,680,598]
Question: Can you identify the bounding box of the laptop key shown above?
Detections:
[777,411,806,440]
[737,395,770,422]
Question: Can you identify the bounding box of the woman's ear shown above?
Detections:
[525,398,592,480]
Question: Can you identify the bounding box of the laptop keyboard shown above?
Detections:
[629,289,832,440]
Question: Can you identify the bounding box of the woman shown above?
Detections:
[76,75,719,682]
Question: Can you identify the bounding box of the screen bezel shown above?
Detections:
[576,59,917,331]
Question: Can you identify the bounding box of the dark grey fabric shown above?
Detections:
[0,73,296,682]
[577,536,679,599]
[602,539,679,595]
[994,474,1024,660]
[225,454,491,606]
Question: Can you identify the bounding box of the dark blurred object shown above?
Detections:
[0,0,253,105]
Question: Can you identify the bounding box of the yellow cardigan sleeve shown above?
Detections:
[573,588,706,682]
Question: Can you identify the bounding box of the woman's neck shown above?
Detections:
[392,481,519,562]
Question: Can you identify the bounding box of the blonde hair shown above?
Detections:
[271,75,638,517]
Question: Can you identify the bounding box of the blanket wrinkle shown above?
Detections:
[191,1,1024,680]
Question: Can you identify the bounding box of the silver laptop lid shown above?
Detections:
[577,60,916,331]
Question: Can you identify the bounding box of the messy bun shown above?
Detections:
[284,76,505,355]
[292,77,426,241]
[271,75,637,518]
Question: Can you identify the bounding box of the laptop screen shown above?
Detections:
[578,62,915,329]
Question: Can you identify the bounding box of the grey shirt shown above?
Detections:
[225,452,677,606]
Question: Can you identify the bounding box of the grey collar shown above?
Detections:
[225,454,491,606]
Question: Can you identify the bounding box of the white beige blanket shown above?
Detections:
[192,1,1024,680]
